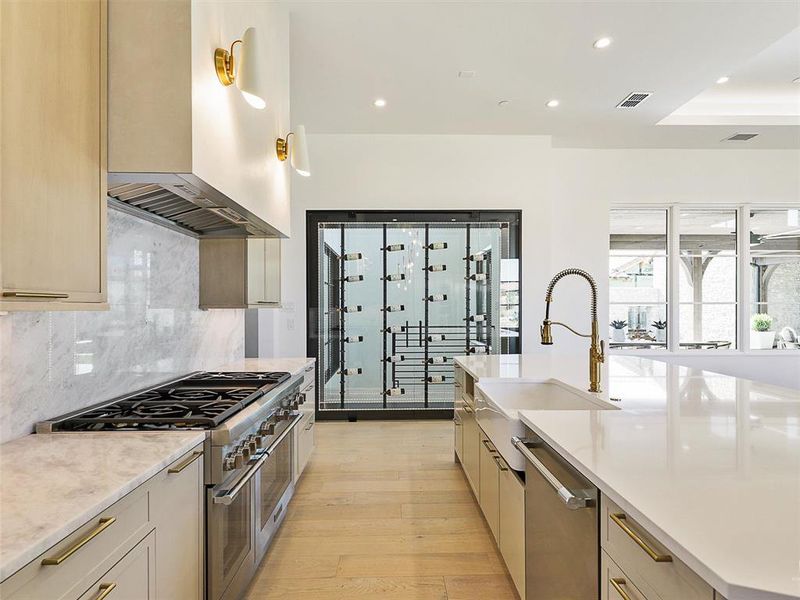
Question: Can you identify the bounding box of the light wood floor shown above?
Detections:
[245,420,519,600]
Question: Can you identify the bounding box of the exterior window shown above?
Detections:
[609,209,668,349]
[678,209,738,349]
[749,209,800,350]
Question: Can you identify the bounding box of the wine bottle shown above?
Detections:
[343,252,363,261]
[381,304,405,312]
[427,242,447,250]
[427,264,447,272]
[383,244,405,252]
[345,336,364,343]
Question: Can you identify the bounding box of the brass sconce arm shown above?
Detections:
[215,39,243,86]
[276,131,295,161]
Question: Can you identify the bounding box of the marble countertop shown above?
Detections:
[217,356,315,379]
[457,354,800,600]
[0,431,205,581]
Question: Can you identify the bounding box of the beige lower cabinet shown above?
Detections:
[498,457,525,599]
[0,445,204,600]
[602,496,714,600]
[152,448,204,600]
[601,550,647,600]
[453,409,464,462]
[461,401,480,495]
[78,530,156,600]
[478,433,500,541]
[200,238,281,309]
[296,413,315,480]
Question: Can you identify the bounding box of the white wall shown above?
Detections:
[261,134,800,387]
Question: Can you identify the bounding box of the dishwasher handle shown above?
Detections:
[511,436,593,510]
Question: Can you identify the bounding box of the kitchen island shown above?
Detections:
[455,354,800,600]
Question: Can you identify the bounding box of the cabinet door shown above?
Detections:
[263,238,281,305]
[601,551,648,600]
[247,239,267,305]
[478,433,500,541]
[462,404,480,496]
[151,447,204,600]
[1,0,107,309]
[78,530,155,600]
[454,411,464,462]
[499,461,525,599]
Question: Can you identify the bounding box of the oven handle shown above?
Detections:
[213,413,302,506]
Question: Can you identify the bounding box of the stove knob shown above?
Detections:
[253,434,264,448]
[290,400,299,410]
[247,437,258,454]
[241,446,251,460]
[233,452,245,469]
[259,420,275,435]
[223,455,236,471]
[298,394,306,405]
[276,411,288,422]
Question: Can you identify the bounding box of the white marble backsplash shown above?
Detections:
[0,207,245,443]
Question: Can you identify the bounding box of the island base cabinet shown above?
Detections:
[453,413,463,462]
[602,497,713,600]
[498,461,525,599]
[461,403,480,495]
[77,530,155,600]
[601,550,647,600]
[478,433,500,542]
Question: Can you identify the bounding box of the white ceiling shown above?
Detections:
[287,1,800,148]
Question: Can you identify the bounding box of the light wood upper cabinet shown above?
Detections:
[200,238,281,308]
[0,0,107,311]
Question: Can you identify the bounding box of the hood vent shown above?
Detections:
[723,133,758,142]
[107,175,280,238]
[616,92,652,109]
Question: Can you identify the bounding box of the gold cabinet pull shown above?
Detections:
[609,578,632,600]
[492,455,508,471]
[610,513,672,562]
[168,450,203,474]
[95,583,117,600]
[463,405,473,414]
[41,517,116,565]
[3,291,69,299]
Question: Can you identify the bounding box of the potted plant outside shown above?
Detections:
[651,320,667,343]
[750,313,776,350]
[610,320,627,343]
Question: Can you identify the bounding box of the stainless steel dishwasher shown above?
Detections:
[512,434,599,600]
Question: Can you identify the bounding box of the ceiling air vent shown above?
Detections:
[723,133,758,142]
[616,92,652,109]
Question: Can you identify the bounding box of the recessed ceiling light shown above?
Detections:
[793,77,800,84]
[716,76,729,84]
[373,98,387,108]
[545,99,560,108]
[497,100,510,107]
[593,37,612,49]
[458,70,476,78]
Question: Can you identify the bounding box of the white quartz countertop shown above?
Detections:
[458,354,800,600]
[217,356,315,379]
[0,431,205,581]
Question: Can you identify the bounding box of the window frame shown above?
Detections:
[610,203,800,356]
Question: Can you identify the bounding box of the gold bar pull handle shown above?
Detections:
[610,513,672,562]
[41,517,116,565]
[168,451,203,474]
[609,578,632,600]
[95,582,117,600]
[492,455,509,471]
[3,291,69,299]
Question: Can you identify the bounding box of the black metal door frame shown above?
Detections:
[306,210,522,421]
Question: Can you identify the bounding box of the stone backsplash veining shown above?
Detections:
[0,208,245,443]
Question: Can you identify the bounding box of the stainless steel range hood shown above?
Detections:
[107,173,280,239]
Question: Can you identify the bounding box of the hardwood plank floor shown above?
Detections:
[245,420,519,600]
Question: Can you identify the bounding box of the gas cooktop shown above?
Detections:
[41,371,291,432]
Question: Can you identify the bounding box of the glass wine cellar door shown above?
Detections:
[316,221,509,415]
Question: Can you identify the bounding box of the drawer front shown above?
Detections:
[2,485,151,600]
[602,497,713,600]
[78,530,155,600]
[498,461,525,600]
[302,363,316,389]
[478,433,500,541]
[601,550,648,600]
[453,410,464,462]
[300,381,315,419]
[297,414,315,477]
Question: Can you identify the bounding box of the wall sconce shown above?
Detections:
[214,27,266,109]
[276,125,311,177]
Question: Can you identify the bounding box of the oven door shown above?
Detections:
[254,413,301,564]
[207,472,255,600]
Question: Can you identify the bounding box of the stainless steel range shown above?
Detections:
[37,369,311,600]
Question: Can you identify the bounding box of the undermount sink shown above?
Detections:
[474,380,616,471]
